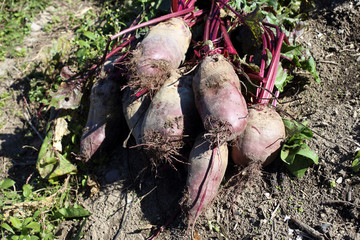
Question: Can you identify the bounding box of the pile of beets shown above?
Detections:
[78,0,293,234]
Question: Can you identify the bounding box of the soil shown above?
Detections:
[1,0,360,240]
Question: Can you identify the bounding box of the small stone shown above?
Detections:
[337,29,344,34]
[356,56,360,62]
[321,223,331,232]
[31,22,42,31]
[336,177,343,184]
[264,192,271,199]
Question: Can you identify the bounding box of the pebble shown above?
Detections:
[31,22,42,31]
[321,223,331,232]
[356,56,360,62]
[264,192,271,199]
[336,177,343,184]
[337,29,344,34]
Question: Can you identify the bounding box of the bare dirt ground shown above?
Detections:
[1,0,360,240]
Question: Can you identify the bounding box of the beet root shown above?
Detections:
[141,71,199,164]
[122,87,150,145]
[130,18,191,90]
[80,76,122,161]
[231,105,285,167]
[193,53,248,143]
[184,134,228,230]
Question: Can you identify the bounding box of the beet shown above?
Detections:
[231,105,285,167]
[185,134,228,230]
[141,71,199,163]
[193,53,248,143]
[130,18,192,90]
[122,87,151,145]
[80,76,122,161]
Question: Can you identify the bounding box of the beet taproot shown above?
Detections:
[185,134,228,230]
[141,71,199,163]
[193,53,248,143]
[130,18,191,90]
[231,105,285,167]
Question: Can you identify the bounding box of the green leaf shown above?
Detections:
[25,222,40,233]
[22,217,33,227]
[10,216,22,230]
[78,40,90,48]
[295,144,319,164]
[1,222,15,234]
[274,63,294,92]
[54,206,91,219]
[352,151,360,172]
[283,119,313,142]
[83,31,96,41]
[23,184,33,198]
[281,43,320,83]
[285,155,315,178]
[281,119,319,177]
[0,178,15,190]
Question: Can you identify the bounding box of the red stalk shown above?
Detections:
[259,33,285,104]
[100,7,195,71]
[220,22,238,55]
[172,0,178,12]
[203,0,215,42]
[210,15,221,41]
[110,7,194,41]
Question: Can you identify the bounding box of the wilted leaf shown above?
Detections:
[60,66,76,80]
[53,117,70,152]
[244,7,264,49]
[37,117,77,179]
[86,175,100,197]
[49,80,83,109]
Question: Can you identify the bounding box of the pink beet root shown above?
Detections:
[80,76,122,161]
[185,134,228,230]
[231,105,285,167]
[131,18,191,90]
[122,87,150,145]
[193,53,248,143]
[141,71,199,163]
